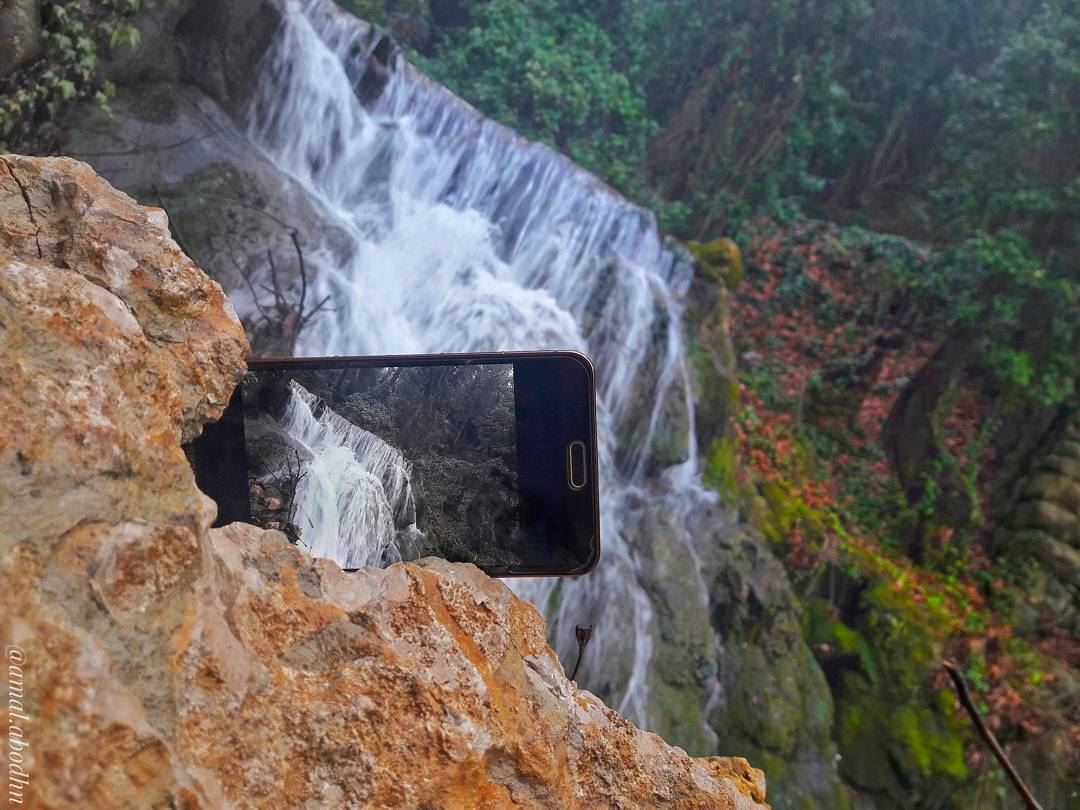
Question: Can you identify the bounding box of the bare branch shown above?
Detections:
[943,661,1044,810]
[291,229,308,321]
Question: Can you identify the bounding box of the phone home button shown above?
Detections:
[567,441,588,490]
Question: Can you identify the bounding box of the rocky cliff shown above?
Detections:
[0,154,769,808]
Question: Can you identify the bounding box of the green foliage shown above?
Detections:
[702,435,737,496]
[398,0,1079,412]
[410,0,658,198]
[932,2,1080,240]
[0,1,143,152]
[897,230,1078,406]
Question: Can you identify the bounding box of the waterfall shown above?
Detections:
[276,380,418,568]
[237,0,733,733]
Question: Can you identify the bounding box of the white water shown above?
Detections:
[238,0,733,732]
[272,380,418,568]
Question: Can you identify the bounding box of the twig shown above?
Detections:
[569,625,593,682]
[291,229,307,324]
[220,218,334,354]
[943,661,1044,810]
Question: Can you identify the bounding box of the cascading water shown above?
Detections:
[273,380,419,568]
[237,0,735,734]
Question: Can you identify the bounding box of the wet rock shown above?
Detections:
[174,0,284,114]
[650,380,692,469]
[624,485,846,809]
[1,156,768,808]
[684,238,740,455]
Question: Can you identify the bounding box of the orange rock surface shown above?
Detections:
[0,156,768,809]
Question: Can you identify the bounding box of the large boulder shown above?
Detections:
[0,155,768,807]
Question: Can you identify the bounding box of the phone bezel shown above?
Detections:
[230,351,601,578]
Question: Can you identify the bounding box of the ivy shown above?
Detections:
[0,1,142,152]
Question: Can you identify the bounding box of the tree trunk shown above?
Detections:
[882,327,983,561]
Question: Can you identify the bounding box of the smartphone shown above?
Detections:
[187,351,600,577]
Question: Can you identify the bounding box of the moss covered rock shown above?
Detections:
[683,237,741,453]
[688,237,745,289]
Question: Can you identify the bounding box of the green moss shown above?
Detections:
[650,677,711,755]
[803,599,878,682]
[837,673,968,792]
[688,237,745,288]
[803,584,970,801]
[758,479,828,545]
[703,435,738,497]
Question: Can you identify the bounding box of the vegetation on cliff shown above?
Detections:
[720,219,1077,806]
[392,0,1079,805]
[0,0,142,152]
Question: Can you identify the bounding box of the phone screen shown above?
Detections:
[190,353,599,577]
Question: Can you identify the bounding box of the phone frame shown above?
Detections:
[211,350,601,578]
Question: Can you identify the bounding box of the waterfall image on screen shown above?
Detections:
[240,364,520,570]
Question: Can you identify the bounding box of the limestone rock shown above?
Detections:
[1,155,768,808]
[0,154,248,442]
[697,758,767,806]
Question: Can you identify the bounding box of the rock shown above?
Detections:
[1031,533,1080,583]
[1,156,768,808]
[624,487,846,809]
[1042,453,1080,481]
[175,0,283,113]
[649,378,692,469]
[1013,495,1080,544]
[179,529,769,808]
[683,239,740,454]
[698,758,768,806]
[92,0,282,115]
[0,154,248,442]
[687,238,745,289]
[1003,407,1080,636]
[1020,472,1080,516]
[0,0,42,77]
[61,87,347,355]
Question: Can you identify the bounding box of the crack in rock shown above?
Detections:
[1,156,43,259]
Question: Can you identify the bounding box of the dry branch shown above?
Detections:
[943,661,1044,810]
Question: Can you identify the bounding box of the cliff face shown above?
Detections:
[0,155,768,808]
